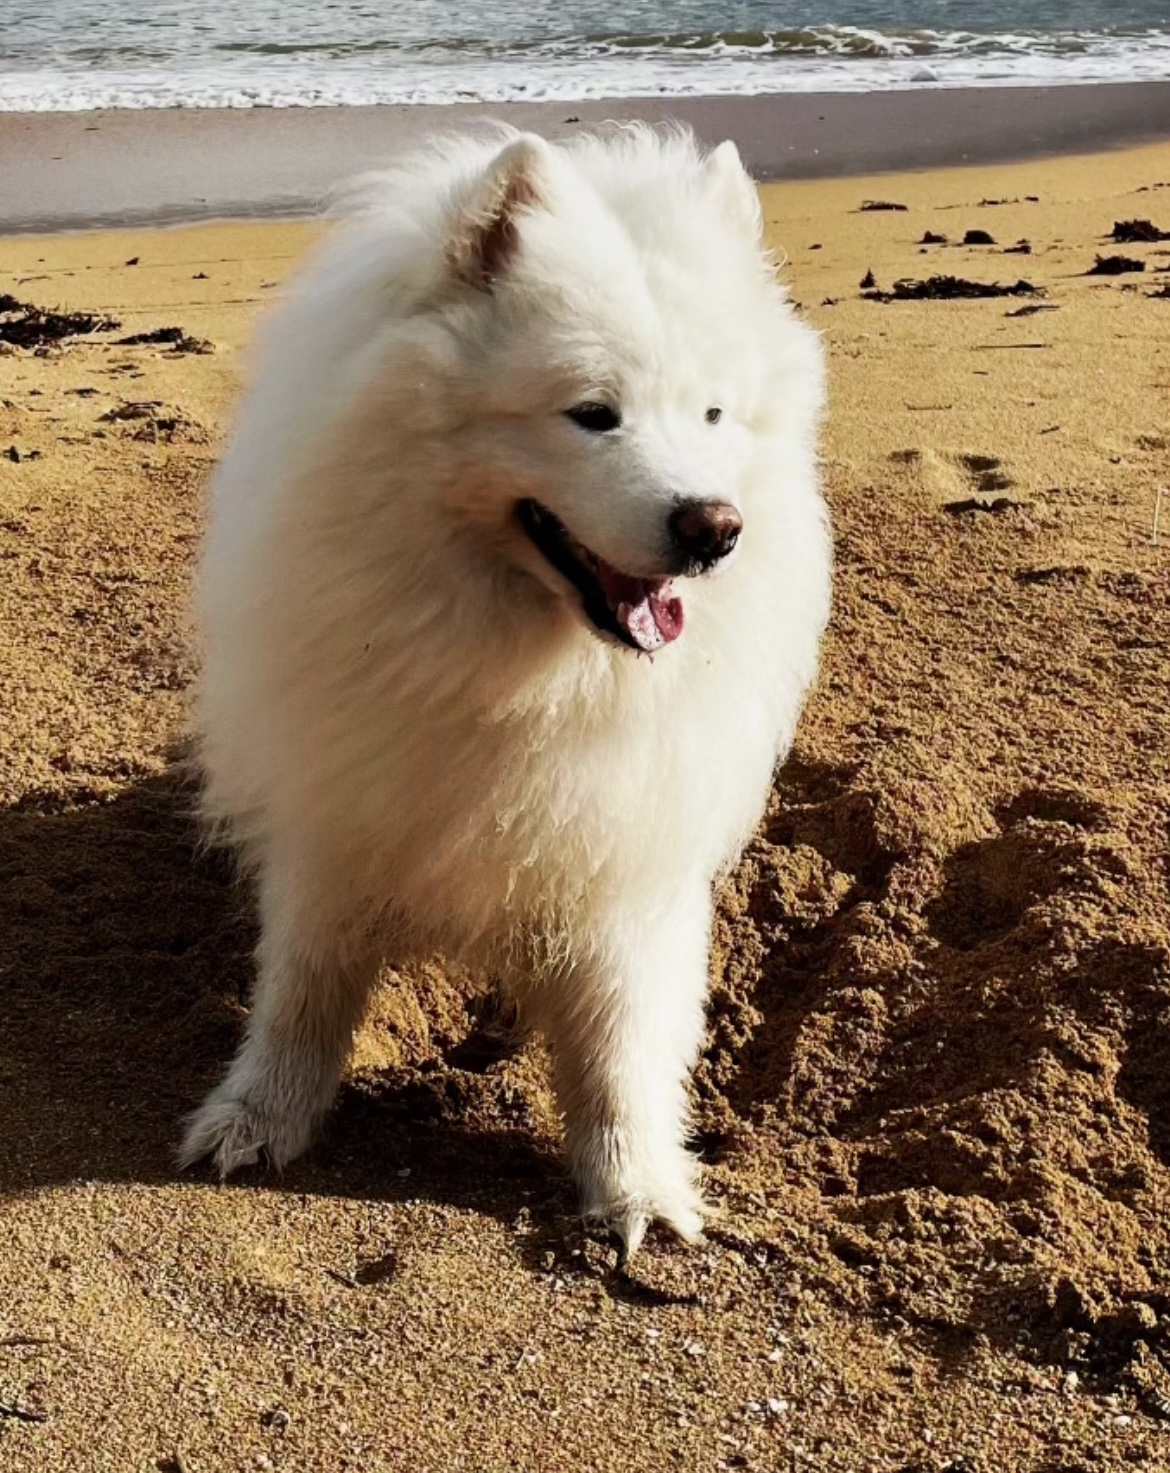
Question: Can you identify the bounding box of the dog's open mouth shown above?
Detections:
[517,499,684,653]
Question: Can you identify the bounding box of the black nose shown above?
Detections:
[669,499,743,571]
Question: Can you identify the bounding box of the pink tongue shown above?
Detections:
[597,567,684,653]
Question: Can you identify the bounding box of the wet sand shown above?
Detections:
[3,80,1170,231]
[2,136,1170,1471]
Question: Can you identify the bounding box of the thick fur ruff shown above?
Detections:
[182,124,831,1256]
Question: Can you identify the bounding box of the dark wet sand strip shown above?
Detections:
[4,80,1170,232]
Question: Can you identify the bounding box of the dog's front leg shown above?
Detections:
[181,854,379,1177]
[541,896,712,1260]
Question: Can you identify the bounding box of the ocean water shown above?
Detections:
[1,1,1168,110]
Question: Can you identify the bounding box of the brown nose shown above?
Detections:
[669,499,743,571]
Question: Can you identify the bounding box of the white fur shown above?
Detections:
[181,125,831,1256]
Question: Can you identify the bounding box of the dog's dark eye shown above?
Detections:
[705,406,723,425]
[565,402,621,433]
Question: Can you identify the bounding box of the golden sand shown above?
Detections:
[1,142,1169,1471]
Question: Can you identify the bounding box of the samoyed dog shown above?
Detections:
[181,125,830,1258]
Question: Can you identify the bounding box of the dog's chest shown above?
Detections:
[371,644,782,948]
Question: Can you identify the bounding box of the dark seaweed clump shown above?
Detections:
[1111,219,1168,243]
[862,276,1043,303]
[115,326,214,354]
[1088,255,1146,276]
[0,294,120,349]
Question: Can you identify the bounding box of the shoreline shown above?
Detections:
[2,79,1170,233]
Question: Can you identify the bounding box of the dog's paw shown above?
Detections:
[179,1084,316,1178]
[577,1153,706,1262]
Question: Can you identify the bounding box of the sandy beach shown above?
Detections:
[2,114,1170,1471]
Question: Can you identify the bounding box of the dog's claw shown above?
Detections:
[611,1210,649,1270]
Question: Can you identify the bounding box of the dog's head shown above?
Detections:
[404,130,823,653]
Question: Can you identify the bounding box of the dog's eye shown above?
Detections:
[565,402,621,433]
[705,406,723,425]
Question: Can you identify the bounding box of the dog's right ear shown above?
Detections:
[705,140,763,241]
[449,136,554,290]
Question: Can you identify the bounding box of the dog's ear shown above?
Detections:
[705,140,762,240]
[450,135,553,289]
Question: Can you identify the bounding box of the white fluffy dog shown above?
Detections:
[181,125,830,1258]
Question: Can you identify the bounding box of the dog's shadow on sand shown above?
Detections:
[0,772,580,1249]
[7,765,1167,1334]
